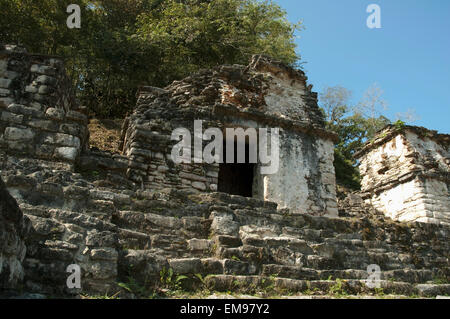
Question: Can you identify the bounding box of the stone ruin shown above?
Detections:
[0,45,449,298]
[356,125,450,226]
[0,45,89,170]
[121,55,338,217]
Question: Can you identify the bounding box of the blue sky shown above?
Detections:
[276,0,450,133]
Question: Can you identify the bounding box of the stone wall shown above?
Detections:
[0,47,448,298]
[121,55,338,217]
[0,152,129,295]
[356,125,450,225]
[0,177,30,291]
[0,44,89,169]
[2,155,448,297]
[257,130,337,216]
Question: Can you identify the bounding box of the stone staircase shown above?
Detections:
[1,154,449,298]
[115,190,449,297]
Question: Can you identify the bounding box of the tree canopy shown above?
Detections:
[1,0,302,117]
[319,85,391,190]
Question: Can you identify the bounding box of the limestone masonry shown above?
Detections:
[121,55,339,217]
[356,125,450,226]
[0,45,448,298]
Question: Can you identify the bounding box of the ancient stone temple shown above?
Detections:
[356,125,450,225]
[121,55,339,217]
[0,45,449,298]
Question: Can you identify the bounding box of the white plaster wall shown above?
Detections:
[260,131,338,217]
[261,134,309,213]
[368,178,427,221]
[368,177,450,226]
[404,130,449,172]
[359,134,411,189]
[316,138,339,217]
[360,130,450,225]
[420,178,450,225]
[262,73,310,121]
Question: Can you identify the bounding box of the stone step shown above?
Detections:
[117,228,152,250]
[202,275,416,296]
[120,250,446,286]
[113,210,210,238]
[261,264,442,284]
[167,257,257,276]
[202,275,450,297]
[261,264,322,280]
[216,245,270,264]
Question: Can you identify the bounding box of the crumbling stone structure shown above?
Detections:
[356,125,450,226]
[121,55,339,217]
[0,44,89,169]
[0,47,448,298]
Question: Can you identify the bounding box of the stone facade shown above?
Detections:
[0,47,448,298]
[356,125,450,226]
[0,44,89,169]
[121,55,338,217]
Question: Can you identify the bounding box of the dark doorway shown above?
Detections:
[218,139,255,197]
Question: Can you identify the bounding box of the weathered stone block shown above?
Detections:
[59,123,82,136]
[223,259,249,275]
[8,104,43,117]
[4,127,35,141]
[25,85,38,93]
[45,108,65,120]
[38,85,53,94]
[192,181,207,191]
[35,75,57,85]
[85,231,118,248]
[90,248,118,261]
[54,147,78,162]
[44,133,80,148]
[0,97,14,107]
[26,119,58,132]
[31,64,56,76]
[187,239,212,251]
[1,111,23,124]
[168,258,203,274]
[26,215,65,236]
[87,261,117,280]
[0,88,10,96]
[0,78,12,88]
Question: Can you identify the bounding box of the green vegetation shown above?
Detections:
[80,292,121,299]
[159,267,188,291]
[328,278,348,297]
[118,276,158,298]
[1,0,301,118]
[374,287,385,297]
[393,119,406,131]
[432,276,449,285]
[319,85,391,190]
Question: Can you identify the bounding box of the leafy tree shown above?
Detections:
[1,0,302,117]
[319,85,391,190]
[320,85,352,127]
